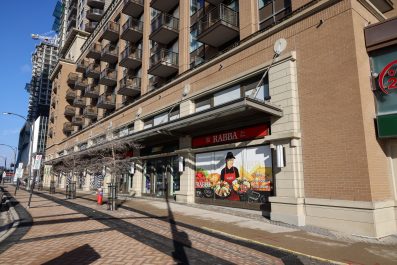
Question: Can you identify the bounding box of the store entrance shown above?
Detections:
[143,156,180,198]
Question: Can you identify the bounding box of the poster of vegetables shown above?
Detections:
[195,146,272,203]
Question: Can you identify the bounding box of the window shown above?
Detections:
[143,119,153,129]
[195,96,211,112]
[259,0,292,30]
[213,85,240,106]
[190,0,204,15]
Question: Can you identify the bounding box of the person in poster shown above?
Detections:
[220,152,240,201]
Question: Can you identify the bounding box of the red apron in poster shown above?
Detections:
[224,169,239,201]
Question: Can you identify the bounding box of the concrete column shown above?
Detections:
[175,136,195,203]
[238,0,259,40]
[178,0,191,74]
[267,57,306,226]
[180,98,194,117]
[134,119,144,131]
[131,149,142,197]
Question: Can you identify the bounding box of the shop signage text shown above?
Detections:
[192,124,269,148]
[379,59,397,94]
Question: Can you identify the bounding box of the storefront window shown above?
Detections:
[195,146,273,206]
[142,156,180,197]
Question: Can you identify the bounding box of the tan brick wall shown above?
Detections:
[292,0,314,11]
[384,0,397,18]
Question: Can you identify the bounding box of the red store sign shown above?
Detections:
[379,59,397,94]
[192,124,270,148]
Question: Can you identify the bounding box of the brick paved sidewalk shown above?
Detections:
[43,188,397,265]
[0,186,320,265]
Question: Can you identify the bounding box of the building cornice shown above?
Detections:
[49,58,75,81]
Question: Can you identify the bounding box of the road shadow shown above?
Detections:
[41,244,100,265]
[165,196,192,265]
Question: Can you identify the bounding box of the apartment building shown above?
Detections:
[44,0,397,238]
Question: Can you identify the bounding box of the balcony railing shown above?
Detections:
[119,46,142,69]
[148,49,178,77]
[73,97,86,108]
[118,76,141,96]
[75,77,89,90]
[148,75,166,91]
[63,122,74,133]
[99,68,117,86]
[85,21,98,33]
[84,84,100,98]
[149,13,179,45]
[76,59,90,73]
[121,17,143,43]
[197,4,239,47]
[100,21,119,42]
[64,105,76,116]
[97,93,116,109]
[150,0,178,13]
[87,8,104,21]
[66,89,76,100]
[86,42,101,59]
[86,63,101,78]
[87,0,105,8]
[122,0,144,18]
[101,43,119,63]
[72,116,85,126]
[67,73,79,86]
[83,106,98,119]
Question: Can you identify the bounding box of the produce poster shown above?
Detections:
[195,146,272,203]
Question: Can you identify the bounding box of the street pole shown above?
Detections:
[0,144,18,174]
[2,112,35,206]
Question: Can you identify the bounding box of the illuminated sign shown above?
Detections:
[378,59,397,94]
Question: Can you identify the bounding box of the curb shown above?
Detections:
[0,196,20,244]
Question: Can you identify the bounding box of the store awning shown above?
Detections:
[127,97,283,143]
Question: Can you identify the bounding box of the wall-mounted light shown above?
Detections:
[130,162,135,174]
[178,156,184,173]
[276,145,285,168]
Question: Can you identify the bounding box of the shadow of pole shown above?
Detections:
[166,195,192,265]
[41,244,101,265]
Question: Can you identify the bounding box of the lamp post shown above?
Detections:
[2,112,36,207]
[0,144,17,173]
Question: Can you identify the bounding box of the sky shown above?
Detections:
[0,0,57,168]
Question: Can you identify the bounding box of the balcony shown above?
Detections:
[148,76,166,91]
[87,0,105,8]
[99,68,117,86]
[86,43,101,59]
[101,43,119,64]
[97,93,116,109]
[122,0,144,18]
[149,13,179,45]
[87,8,104,21]
[50,112,55,123]
[63,122,74,133]
[48,127,53,138]
[76,59,90,73]
[197,4,239,47]
[51,94,56,107]
[99,21,119,42]
[118,76,141,96]
[150,0,178,13]
[66,89,76,100]
[67,73,79,86]
[73,97,86,108]
[86,63,101,78]
[67,15,77,31]
[72,116,85,126]
[85,21,98,33]
[148,49,178,78]
[75,77,88,90]
[83,106,98,119]
[119,47,142,69]
[84,84,100,98]
[64,105,76,116]
[121,17,143,43]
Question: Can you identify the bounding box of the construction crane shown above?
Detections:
[31,32,58,46]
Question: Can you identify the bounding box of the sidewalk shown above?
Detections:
[56,188,397,265]
[0,185,318,265]
[1,185,396,264]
